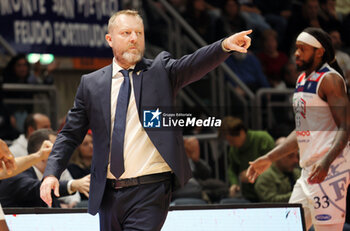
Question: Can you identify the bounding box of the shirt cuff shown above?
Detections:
[67,180,74,194]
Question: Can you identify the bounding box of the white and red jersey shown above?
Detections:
[293,63,348,169]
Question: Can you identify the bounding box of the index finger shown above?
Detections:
[40,180,56,207]
[83,191,89,198]
[238,29,253,36]
[40,185,53,207]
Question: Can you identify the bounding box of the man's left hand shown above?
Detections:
[307,158,330,184]
[223,30,253,53]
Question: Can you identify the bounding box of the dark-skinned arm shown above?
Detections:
[246,131,298,183]
[308,73,350,184]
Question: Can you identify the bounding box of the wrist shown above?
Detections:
[221,39,232,53]
[32,151,42,161]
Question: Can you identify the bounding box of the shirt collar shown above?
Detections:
[112,58,135,77]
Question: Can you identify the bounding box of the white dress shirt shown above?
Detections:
[107,59,171,179]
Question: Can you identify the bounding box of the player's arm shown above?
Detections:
[0,141,52,180]
[308,73,350,184]
[247,131,298,183]
[0,139,16,176]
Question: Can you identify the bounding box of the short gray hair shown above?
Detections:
[108,10,143,33]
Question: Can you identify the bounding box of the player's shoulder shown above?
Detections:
[322,71,344,83]
[318,72,347,102]
[320,71,346,93]
[318,64,344,83]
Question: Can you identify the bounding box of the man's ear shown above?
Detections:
[105,34,112,47]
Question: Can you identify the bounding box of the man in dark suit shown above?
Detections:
[40,9,252,231]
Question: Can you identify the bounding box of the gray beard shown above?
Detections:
[122,51,143,64]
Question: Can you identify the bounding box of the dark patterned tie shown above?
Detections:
[110,69,131,178]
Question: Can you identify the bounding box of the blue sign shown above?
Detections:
[315,214,332,221]
[0,0,121,57]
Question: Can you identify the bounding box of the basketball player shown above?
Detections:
[247,27,350,231]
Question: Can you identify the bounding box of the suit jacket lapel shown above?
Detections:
[98,60,146,133]
[132,60,147,113]
[100,64,112,136]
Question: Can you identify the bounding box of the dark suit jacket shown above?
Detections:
[0,167,69,207]
[44,39,230,215]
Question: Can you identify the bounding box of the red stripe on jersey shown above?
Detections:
[297,73,306,83]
